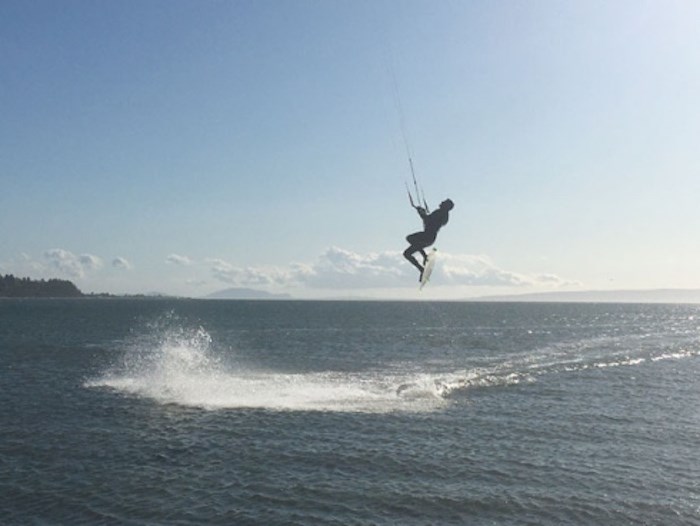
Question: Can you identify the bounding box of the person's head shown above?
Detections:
[440,199,454,211]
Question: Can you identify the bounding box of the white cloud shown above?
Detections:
[166,254,193,266]
[44,249,103,278]
[2,253,49,278]
[296,247,407,288]
[438,254,531,287]
[533,273,581,287]
[112,257,132,270]
[208,258,236,282]
[207,258,293,287]
[438,253,582,288]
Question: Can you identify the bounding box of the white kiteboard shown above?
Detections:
[419,248,438,290]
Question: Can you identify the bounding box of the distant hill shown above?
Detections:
[474,289,700,304]
[205,287,292,300]
[0,274,83,298]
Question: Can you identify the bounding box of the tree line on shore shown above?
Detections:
[0,274,83,297]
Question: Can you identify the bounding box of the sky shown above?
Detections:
[2,0,700,300]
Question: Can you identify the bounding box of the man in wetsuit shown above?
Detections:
[403,199,454,281]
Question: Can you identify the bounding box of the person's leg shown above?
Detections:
[404,233,428,279]
[403,246,424,275]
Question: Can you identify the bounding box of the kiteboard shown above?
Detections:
[419,249,438,290]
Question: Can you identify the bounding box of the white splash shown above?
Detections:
[85,319,448,413]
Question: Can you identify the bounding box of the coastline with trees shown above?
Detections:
[0,275,83,298]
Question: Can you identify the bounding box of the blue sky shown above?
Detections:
[2,0,699,299]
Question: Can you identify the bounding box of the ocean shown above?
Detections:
[2,299,700,525]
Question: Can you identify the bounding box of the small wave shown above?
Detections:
[593,357,646,369]
[559,348,700,373]
[439,370,535,396]
[395,370,533,399]
[651,349,698,362]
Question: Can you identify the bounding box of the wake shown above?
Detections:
[85,316,700,413]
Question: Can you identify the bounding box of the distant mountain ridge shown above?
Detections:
[475,289,700,304]
[205,287,292,300]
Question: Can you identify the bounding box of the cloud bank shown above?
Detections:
[438,253,578,288]
[205,247,577,290]
[7,246,576,296]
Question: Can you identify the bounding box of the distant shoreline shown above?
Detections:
[4,274,700,304]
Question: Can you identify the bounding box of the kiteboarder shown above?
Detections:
[403,199,454,280]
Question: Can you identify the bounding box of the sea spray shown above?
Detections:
[86,312,225,405]
[86,312,449,412]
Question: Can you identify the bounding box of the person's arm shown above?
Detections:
[416,206,429,220]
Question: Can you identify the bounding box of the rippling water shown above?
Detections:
[2,299,700,524]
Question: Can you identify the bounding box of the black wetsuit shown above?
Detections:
[403,207,450,276]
